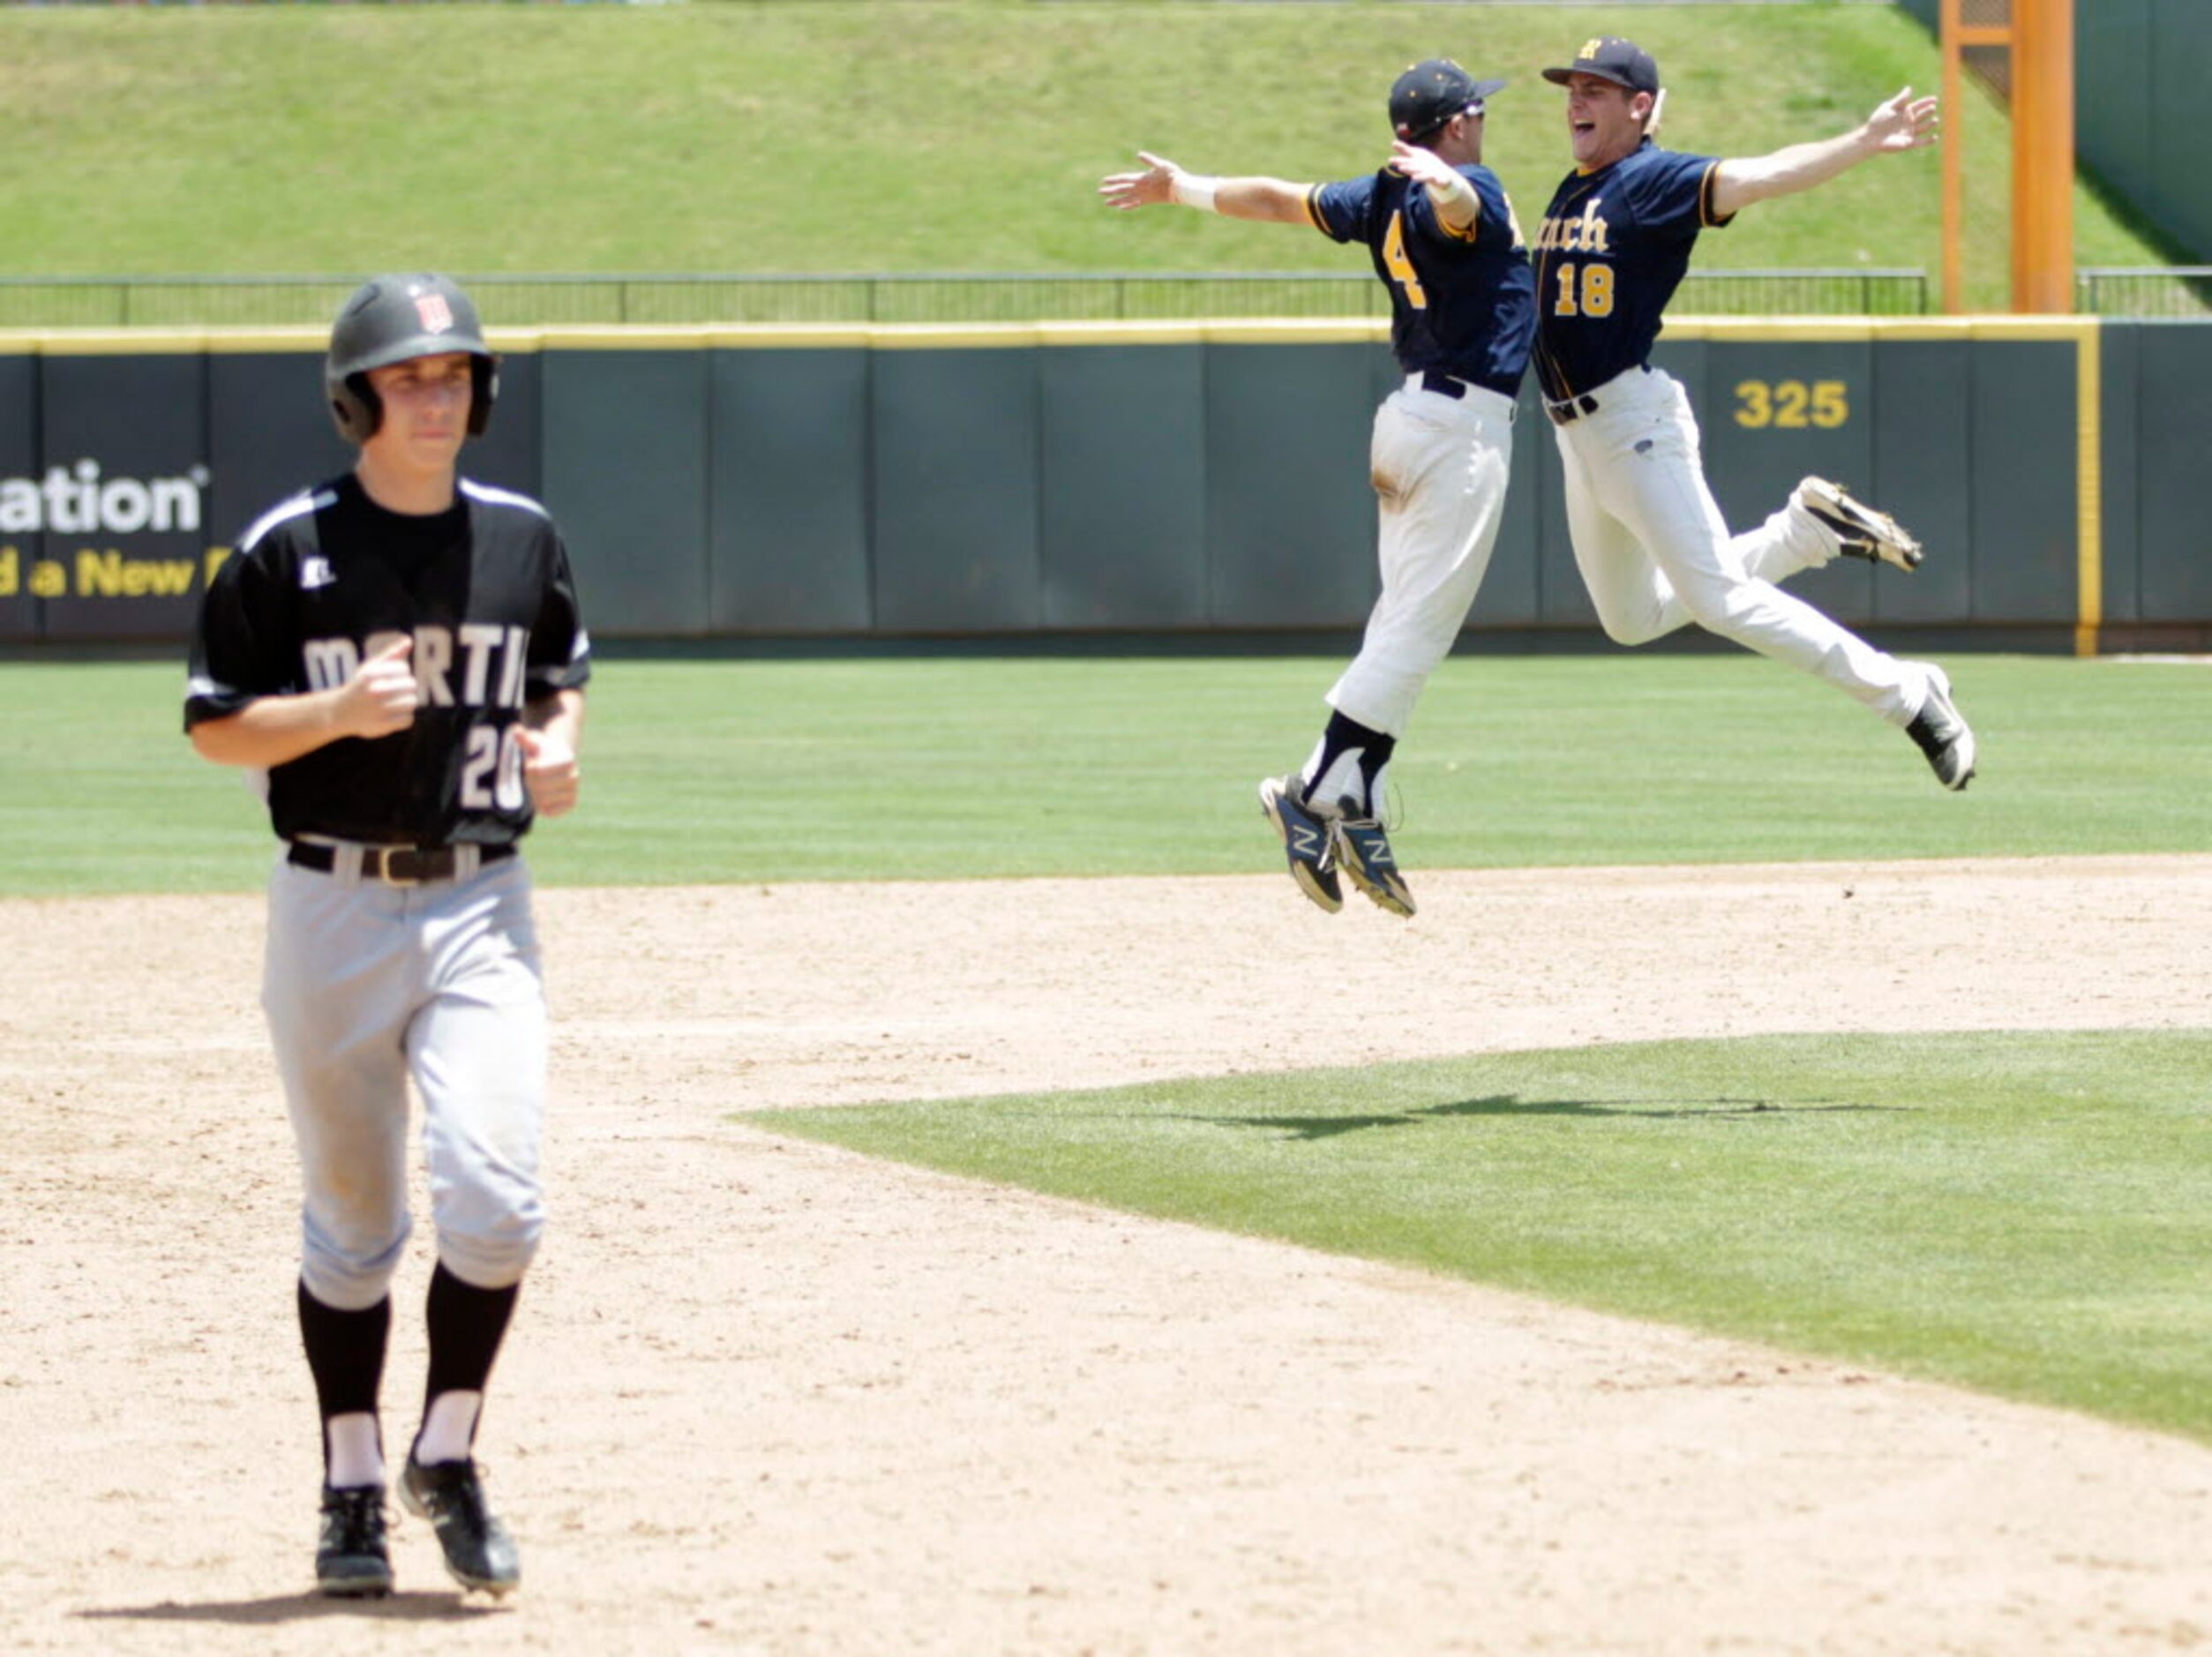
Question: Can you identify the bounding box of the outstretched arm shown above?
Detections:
[1388,140,1481,237]
[1098,151,1314,225]
[1708,88,1938,221]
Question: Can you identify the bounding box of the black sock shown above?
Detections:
[1305,711,1398,814]
[297,1280,390,1476]
[420,1262,520,1457]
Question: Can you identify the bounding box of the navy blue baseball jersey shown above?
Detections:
[1308,165,1536,400]
[1531,139,1734,403]
[185,473,592,848]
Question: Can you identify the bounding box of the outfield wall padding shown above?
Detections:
[0,320,2198,649]
[2114,320,2212,627]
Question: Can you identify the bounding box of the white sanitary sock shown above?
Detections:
[325,1412,383,1489]
[413,1390,483,1466]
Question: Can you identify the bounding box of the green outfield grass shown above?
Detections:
[743,1029,2212,1443]
[0,3,2162,311]
[12,649,2203,1441]
[0,650,2201,896]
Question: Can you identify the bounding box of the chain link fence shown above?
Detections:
[0,269,1932,328]
[2075,268,2212,319]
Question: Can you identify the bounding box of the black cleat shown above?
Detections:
[400,1458,520,1595]
[315,1483,393,1599]
[1906,664,1977,791]
[1259,775,1344,914]
[1330,814,1417,918]
[1797,476,1923,572]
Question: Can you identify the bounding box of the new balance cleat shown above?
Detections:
[1906,665,1976,791]
[400,1457,520,1595]
[1797,476,1923,573]
[1331,814,1416,918]
[1259,775,1343,914]
[315,1484,393,1599]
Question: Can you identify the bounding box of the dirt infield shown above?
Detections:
[4,855,2208,1654]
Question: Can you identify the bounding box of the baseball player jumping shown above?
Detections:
[184,274,590,1598]
[1101,58,1537,918]
[1533,37,1976,789]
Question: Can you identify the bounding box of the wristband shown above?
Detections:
[1424,169,1480,231]
[1170,173,1221,213]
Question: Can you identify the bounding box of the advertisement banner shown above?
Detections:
[34,349,211,642]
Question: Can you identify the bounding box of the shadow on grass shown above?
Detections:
[78,1590,506,1625]
[1189,1091,1902,1142]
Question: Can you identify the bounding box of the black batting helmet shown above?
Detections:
[325,273,499,444]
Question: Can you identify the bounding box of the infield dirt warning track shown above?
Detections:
[3,856,2208,1654]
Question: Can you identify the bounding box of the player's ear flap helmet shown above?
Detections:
[325,273,499,444]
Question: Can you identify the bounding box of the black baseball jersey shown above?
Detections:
[1307,164,1536,400]
[1531,139,1735,403]
[184,473,592,848]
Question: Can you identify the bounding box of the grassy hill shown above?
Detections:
[0,1,2163,310]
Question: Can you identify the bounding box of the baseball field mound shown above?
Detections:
[4,854,2208,1653]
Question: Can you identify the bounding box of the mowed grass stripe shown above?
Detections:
[0,653,2201,896]
[0,3,2165,311]
[744,1030,2212,1444]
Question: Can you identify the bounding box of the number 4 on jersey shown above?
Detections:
[1382,211,1428,310]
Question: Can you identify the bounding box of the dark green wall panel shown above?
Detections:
[540,350,708,636]
[0,354,35,642]
[11,324,2210,646]
[1471,386,1541,629]
[206,354,348,551]
[872,349,1039,634]
[462,351,544,500]
[2096,324,2143,626]
[1968,342,2077,621]
[2146,0,2212,261]
[1868,341,1975,625]
[1705,340,1878,626]
[709,349,870,634]
[2083,2,2155,248]
[2132,322,2212,619]
[1528,396,1593,629]
[1204,343,1376,627]
[1039,345,1206,629]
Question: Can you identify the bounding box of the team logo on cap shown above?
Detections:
[1580,39,1604,62]
[412,289,455,334]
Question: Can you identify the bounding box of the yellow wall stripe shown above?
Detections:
[2075,321,2103,657]
[0,315,2118,353]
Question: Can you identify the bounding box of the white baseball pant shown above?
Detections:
[1553,365,1926,724]
[1327,375,1517,738]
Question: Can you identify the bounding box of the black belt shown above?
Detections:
[1416,371,1516,420]
[288,842,514,885]
[1546,392,1601,427]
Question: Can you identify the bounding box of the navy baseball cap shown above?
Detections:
[1390,58,1508,139]
[1542,36,1661,96]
